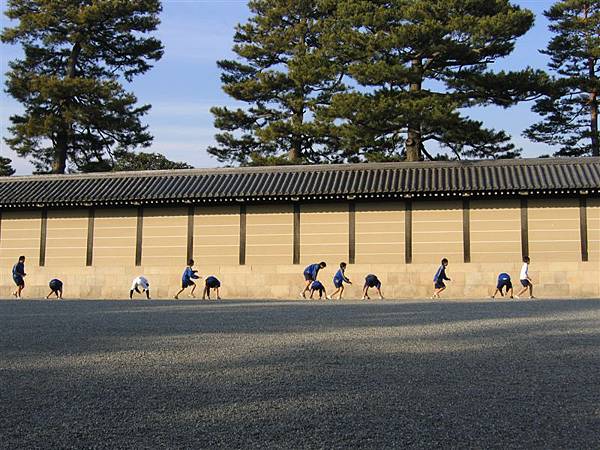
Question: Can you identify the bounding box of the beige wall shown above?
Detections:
[246,204,293,264]
[471,200,521,263]
[412,200,463,264]
[93,208,137,267]
[142,207,187,266]
[0,210,41,269]
[300,203,349,265]
[1,197,599,300]
[45,209,88,267]
[589,198,600,261]
[193,206,239,265]
[529,199,580,262]
[355,202,405,264]
[1,261,597,300]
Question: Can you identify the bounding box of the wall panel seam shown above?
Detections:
[39,208,47,267]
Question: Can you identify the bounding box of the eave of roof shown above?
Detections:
[1,157,599,208]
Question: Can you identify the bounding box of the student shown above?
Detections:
[300,261,327,298]
[516,256,535,299]
[328,262,352,300]
[130,276,150,300]
[174,259,201,299]
[309,280,327,300]
[362,274,384,300]
[46,279,63,300]
[11,255,26,299]
[203,276,221,300]
[432,258,451,299]
[491,273,513,299]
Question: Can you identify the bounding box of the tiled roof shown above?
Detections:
[1,157,599,208]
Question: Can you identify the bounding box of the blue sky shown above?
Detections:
[1,0,556,174]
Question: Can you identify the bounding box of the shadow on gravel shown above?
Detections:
[1,299,599,448]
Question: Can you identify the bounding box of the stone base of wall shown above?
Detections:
[1,262,598,300]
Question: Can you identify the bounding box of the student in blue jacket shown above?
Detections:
[174,259,201,299]
[491,272,513,299]
[12,255,26,299]
[202,276,221,300]
[300,261,326,298]
[309,280,327,300]
[328,262,352,300]
[362,274,384,300]
[432,258,451,299]
[46,278,63,300]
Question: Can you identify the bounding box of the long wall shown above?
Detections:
[1,197,599,299]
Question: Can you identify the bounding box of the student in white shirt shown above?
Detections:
[130,276,151,300]
[516,256,535,299]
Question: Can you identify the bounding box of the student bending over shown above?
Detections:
[362,274,384,300]
[491,273,513,299]
[300,261,326,298]
[309,280,327,300]
[203,276,221,300]
[47,279,63,299]
[130,276,151,299]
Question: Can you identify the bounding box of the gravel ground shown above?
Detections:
[1,298,599,449]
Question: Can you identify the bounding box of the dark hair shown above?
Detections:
[340,262,347,269]
[441,258,448,264]
[18,255,25,261]
[523,256,530,263]
[319,261,327,267]
[188,259,195,266]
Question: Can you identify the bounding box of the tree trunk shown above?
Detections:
[289,95,305,163]
[53,129,68,174]
[584,3,599,157]
[289,145,301,163]
[591,90,599,157]
[406,59,423,162]
[52,42,81,174]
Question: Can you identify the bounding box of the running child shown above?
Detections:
[203,276,221,300]
[491,272,513,299]
[516,256,535,299]
[46,278,63,299]
[130,276,151,299]
[300,261,326,298]
[362,274,384,300]
[328,262,352,300]
[432,258,451,299]
[174,259,201,299]
[11,255,26,299]
[309,280,327,300]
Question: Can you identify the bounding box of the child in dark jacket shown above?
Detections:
[174,259,201,299]
[47,278,64,300]
[432,258,451,299]
[309,280,327,300]
[362,274,384,300]
[12,256,26,299]
[300,261,326,298]
[203,276,221,300]
[328,262,351,300]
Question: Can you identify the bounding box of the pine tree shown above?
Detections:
[0,156,15,176]
[208,0,346,165]
[111,151,193,171]
[525,0,599,157]
[331,0,543,161]
[1,0,164,173]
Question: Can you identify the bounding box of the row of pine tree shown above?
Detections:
[1,0,598,175]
